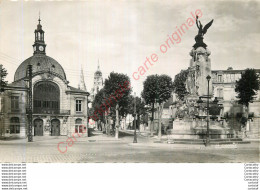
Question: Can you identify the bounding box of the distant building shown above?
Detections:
[90,62,103,100]
[0,18,89,138]
[211,68,260,138]
[211,67,260,116]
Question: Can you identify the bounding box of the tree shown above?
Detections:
[103,72,132,138]
[92,89,106,120]
[235,69,260,122]
[0,65,8,92]
[127,95,146,130]
[91,88,107,130]
[141,74,173,139]
[172,69,189,101]
[235,69,260,108]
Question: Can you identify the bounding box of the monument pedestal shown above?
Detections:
[168,119,235,140]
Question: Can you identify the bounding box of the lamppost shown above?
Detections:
[86,95,90,136]
[133,92,137,143]
[19,64,33,142]
[27,65,33,142]
[24,65,33,142]
[205,75,211,146]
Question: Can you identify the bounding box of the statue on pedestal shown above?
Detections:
[193,16,214,50]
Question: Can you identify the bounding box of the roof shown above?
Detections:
[66,86,90,95]
[14,54,67,82]
[212,69,260,74]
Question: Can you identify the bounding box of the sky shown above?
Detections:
[0,0,259,96]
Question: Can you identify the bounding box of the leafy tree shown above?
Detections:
[127,95,146,129]
[92,88,107,123]
[141,74,173,139]
[103,72,132,138]
[235,69,260,107]
[172,69,189,101]
[0,65,8,92]
[235,69,260,122]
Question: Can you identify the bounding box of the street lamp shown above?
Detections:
[133,93,137,143]
[28,65,33,142]
[205,75,211,146]
[86,96,91,135]
[23,64,33,142]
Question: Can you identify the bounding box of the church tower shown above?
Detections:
[32,15,46,55]
[91,60,103,98]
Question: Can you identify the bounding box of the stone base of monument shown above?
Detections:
[169,119,235,139]
[166,119,250,145]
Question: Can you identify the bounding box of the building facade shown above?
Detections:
[212,67,260,116]
[211,67,260,138]
[0,18,89,138]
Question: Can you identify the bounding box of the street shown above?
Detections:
[0,131,259,163]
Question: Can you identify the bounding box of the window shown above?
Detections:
[217,88,223,98]
[38,32,41,40]
[217,75,222,82]
[33,81,60,114]
[75,118,85,133]
[76,100,82,112]
[11,96,19,111]
[10,117,20,134]
[231,74,235,82]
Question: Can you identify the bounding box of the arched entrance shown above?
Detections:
[34,119,43,136]
[33,81,60,114]
[51,119,60,136]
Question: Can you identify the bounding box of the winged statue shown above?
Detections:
[196,15,214,36]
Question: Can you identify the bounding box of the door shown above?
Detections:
[34,119,43,136]
[51,119,60,136]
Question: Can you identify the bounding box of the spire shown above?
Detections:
[78,65,87,91]
[38,11,41,24]
[97,59,100,71]
[36,12,43,31]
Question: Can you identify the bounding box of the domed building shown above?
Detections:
[0,18,89,138]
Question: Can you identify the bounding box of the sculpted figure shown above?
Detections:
[196,15,214,36]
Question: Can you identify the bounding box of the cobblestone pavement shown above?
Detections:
[0,131,259,163]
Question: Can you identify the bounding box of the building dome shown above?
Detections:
[14,54,67,82]
[94,70,102,76]
[94,62,102,76]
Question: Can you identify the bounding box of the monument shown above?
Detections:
[169,16,236,143]
[187,16,213,97]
